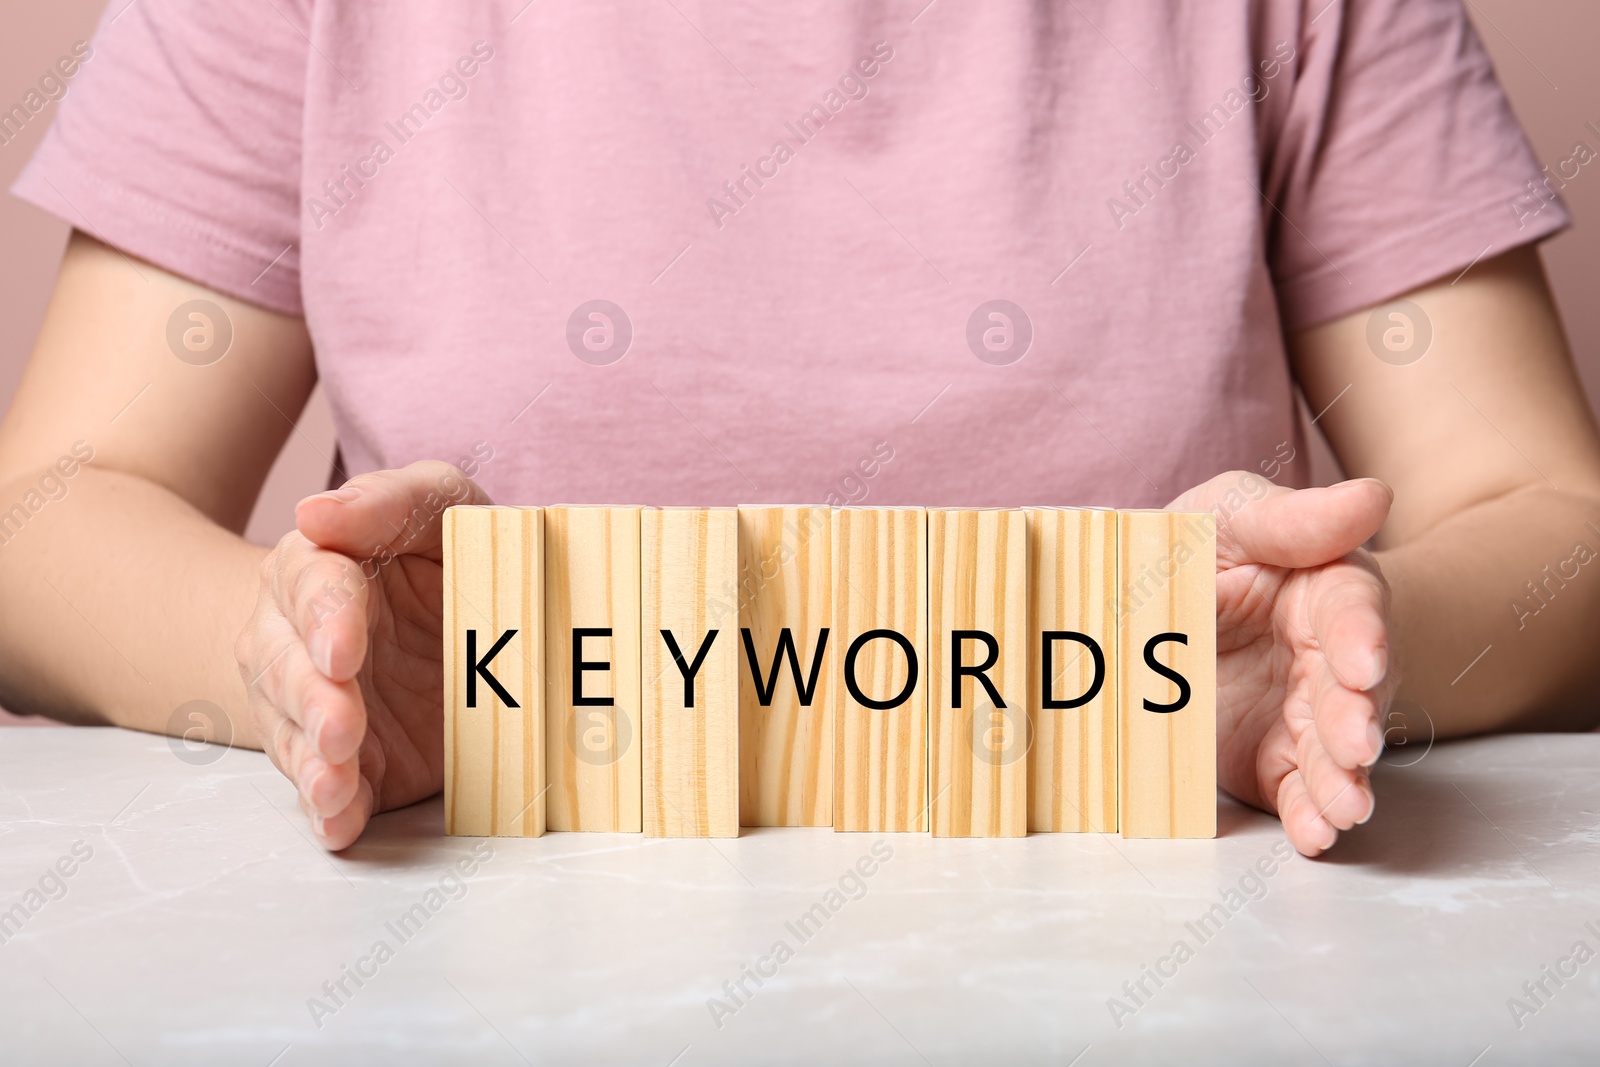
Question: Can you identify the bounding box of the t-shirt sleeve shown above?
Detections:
[1264,0,1569,332]
[10,0,309,315]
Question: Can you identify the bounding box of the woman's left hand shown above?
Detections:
[1171,472,1398,856]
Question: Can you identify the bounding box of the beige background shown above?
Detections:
[2,3,1597,714]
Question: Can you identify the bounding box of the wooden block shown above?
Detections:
[641,507,739,838]
[832,507,928,832]
[928,509,1028,838]
[737,506,833,827]
[442,506,546,837]
[1027,507,1117,833]
[544,506,642,832]
[1117,510,1217,839]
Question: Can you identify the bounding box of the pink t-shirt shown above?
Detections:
[13,0,1567,507]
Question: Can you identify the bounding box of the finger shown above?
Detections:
[1308,655,1384,770]
[271,533,371,682]
[295,460,494,563]
[265,708,362,818]
[1306,556,1390,695]
[248,617,366,767]
[310,772,376,852]
[1276,769,1339,857]
[1296,722,1375,831]
[1173,473,1391,571]
[1223,477,1390,569]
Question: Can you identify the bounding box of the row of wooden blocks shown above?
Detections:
[441,506,1216,840]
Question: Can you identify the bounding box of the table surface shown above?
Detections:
[1,728,1597,1066]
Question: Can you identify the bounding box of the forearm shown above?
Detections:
[0,466,266,746]
[1378,483,1600,736]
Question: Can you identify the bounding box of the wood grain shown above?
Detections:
[832,507,928,832]
[544,506,642,832]
[1027,508,1118,833]
[737,506,833,827]
[1117,510,1217,839]
[443,506,546,837]
[641,507,739,838]
[929,509,1028,838]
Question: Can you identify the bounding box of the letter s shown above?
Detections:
[872,40,894,62]
[1141,633,1191,713]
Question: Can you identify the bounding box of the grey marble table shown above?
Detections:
[0,727,1596,1065]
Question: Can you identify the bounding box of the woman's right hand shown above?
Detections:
[234,461,490,850]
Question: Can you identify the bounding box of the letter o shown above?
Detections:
[844,629,919,710]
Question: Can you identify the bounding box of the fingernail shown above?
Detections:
[312,811,327,836]
[306,705,327,754]
[304,759,328,803]
[308,631,334,677]
[1356,785,1377,825]
[317,486,362,504]
[1364,648,1387,691]
[1315,820,1338,852]
[1363,720,1384,767]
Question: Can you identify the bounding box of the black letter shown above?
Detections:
[661,630,719,707]
[740,627,830,707]
[573,627,613,707]
[843,629,919,710]
[1042,631,1105,709]
[951,629,1005,709]
[466,628,519,708]
[1142,632,1191,713]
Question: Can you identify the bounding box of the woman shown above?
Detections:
[3,0,1598,855]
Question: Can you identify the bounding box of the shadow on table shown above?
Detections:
[1216,795,1263,839]
[338,795,452,867]
[332,740,1567,877]
[1316,748,1529,877]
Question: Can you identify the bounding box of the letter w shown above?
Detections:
[741,628,830,706]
